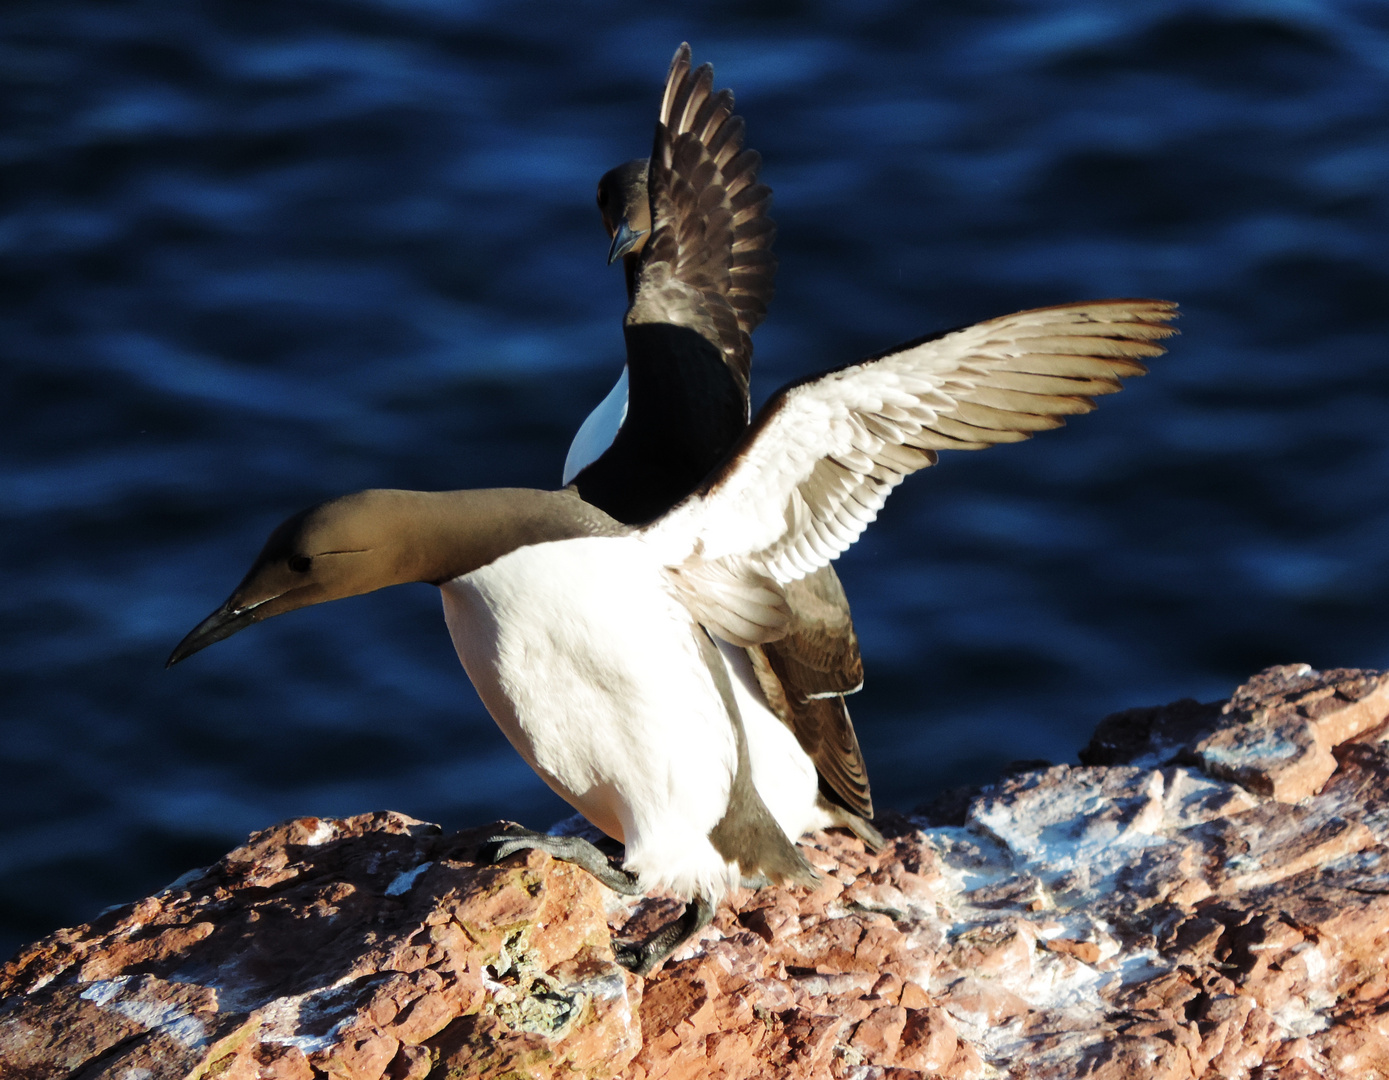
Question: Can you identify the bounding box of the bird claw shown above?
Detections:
[612,939,660,976]
[480,828,644,894]
[479,829,541,865]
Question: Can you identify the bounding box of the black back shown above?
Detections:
[571,322,746,525]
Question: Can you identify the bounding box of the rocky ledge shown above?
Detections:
[6,664,1389,1080]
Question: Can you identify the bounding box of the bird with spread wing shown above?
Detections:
[167,45,1177,975]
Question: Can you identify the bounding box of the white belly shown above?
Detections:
[440,536,744,899]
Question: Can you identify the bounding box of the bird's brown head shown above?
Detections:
[166,489,457,667]
[597,158,651,264]
[166,486,622,668]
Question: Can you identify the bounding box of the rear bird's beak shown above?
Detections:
[607,220,646,265]
[166,597,270,667]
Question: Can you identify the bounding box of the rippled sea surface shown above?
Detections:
[3,0,1388,953]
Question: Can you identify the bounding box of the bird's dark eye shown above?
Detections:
[596,185,608,208]
[288,555,312,573]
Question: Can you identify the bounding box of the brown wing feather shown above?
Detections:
[626,43,777,393]
[747,567,872,819]
[748,643,874,821]
[769,568,864,696]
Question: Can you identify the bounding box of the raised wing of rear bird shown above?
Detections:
[646,299,1178,645]
[626,43,777,394]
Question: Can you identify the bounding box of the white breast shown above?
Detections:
[561,367,629,485]
[440,535,743,900]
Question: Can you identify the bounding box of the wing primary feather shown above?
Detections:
[951,400,1085,430]
[658,43,692,126]
[627,44,775,379]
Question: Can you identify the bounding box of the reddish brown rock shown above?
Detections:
[4,664,1389,1079]
[1083,663,1389,802]
[0,815,639,1080]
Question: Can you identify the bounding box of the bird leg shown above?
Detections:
[836,811,885,853]
[612,895,715,976]
[485,828,716,975]
[483,828,645,895]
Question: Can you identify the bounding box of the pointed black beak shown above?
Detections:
[606,220,646,265]
[166,598,267,668]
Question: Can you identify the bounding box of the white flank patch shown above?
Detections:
[562,368,629,484]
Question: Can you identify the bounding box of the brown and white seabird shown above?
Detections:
[566,45,882,852]
[168,297,1177,973]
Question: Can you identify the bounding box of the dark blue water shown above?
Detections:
[4,0,1388,956]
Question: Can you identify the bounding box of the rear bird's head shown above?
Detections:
[597,158,651,264]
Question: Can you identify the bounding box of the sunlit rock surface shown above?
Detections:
[5,664,1389,1079]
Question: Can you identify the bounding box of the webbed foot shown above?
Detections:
[612,896,715,976]
[483,827,644,895]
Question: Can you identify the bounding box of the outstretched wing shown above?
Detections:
[647,299,1178,644]
[626,43,777,394]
